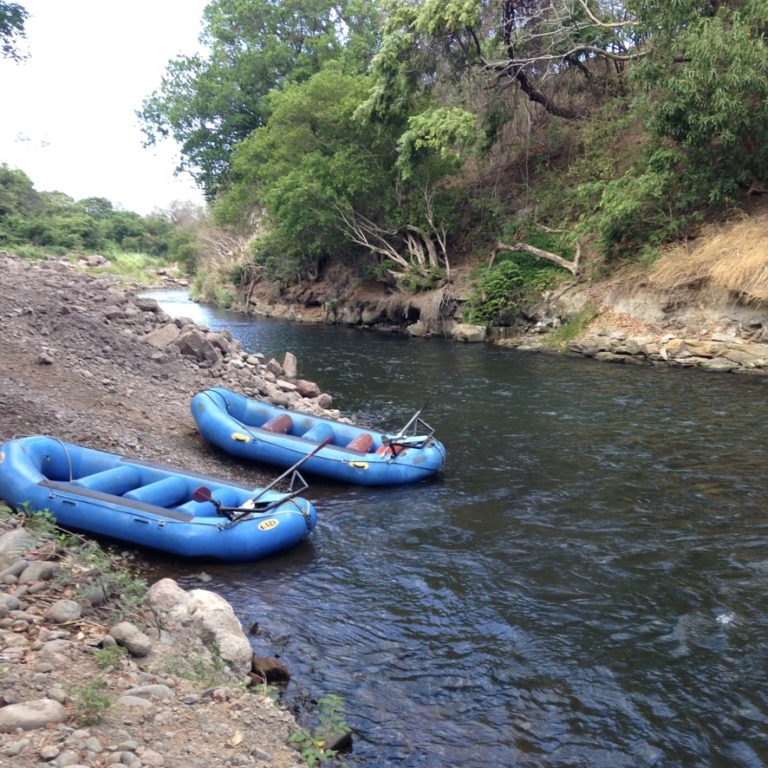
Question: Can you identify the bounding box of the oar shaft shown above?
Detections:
[394,402,427,438]
[249,434,333,504]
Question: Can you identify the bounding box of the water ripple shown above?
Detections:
[147,293,768,768]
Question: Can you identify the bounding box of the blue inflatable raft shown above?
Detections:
[191,388,447,486]
[0,435,318,562]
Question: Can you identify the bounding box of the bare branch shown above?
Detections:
[483,43,644,71]
[337,186,452,288]
[337,207,410,269]
[490,241,581,277]
[577,0,636,29]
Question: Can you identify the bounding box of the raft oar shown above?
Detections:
[390,402,428,440]
[192,435,333,523]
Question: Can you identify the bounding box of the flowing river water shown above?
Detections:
[143,290,768,767]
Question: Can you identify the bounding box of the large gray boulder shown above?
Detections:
[173,328,222,367]
[147,577,191,619]
[186,589,253,677]
[0,699,67,732]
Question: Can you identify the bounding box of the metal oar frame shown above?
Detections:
[382,415,436,459]
[193,470,310,528]
[219,469,309,527]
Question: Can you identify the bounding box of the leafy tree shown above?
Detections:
[0,165,40,245]
[138,0,382,200]
[0,163,205,262]
[0,1,27,60]
[216,56,475,288]
[575,1,768,255]
[79,197,114,220]
[216,62,396,281]
[396,107,480,181]
[362,0,642,126]
[105,210,145,249]
[0,164,38,218]
[637,3,768,203]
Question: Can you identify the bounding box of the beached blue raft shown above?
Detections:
[191,388,447,486]
[0,435,317,561]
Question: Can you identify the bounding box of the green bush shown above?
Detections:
[580,146,704,257]
[288,694,349,766]
[66,676,112,726]
[465,261,525,325]
[464,238,562,326]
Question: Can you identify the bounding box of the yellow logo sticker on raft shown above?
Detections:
[258,518,279,531]
[231,432,251,443]
[349,461,369,470]
[0,451,4,464]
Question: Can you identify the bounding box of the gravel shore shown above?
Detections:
[0,253,338,767]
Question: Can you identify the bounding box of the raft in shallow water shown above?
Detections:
[191,387,447,486]
[0,435,317,562]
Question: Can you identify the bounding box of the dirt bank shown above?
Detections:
[234,215,768,376]
[0,253,332,474]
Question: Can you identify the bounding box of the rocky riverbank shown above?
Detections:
[239,264,768,376]
[0,252,347,767]
[0,515,308,768]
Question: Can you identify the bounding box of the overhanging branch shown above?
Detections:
[489,241,581,277]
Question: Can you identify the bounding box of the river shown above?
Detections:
[143,289,768,767]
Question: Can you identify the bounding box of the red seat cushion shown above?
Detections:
[261,414,293,434]
[346,433,374,453]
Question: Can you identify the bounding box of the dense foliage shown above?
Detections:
[0,1,27,60]
[138,0,382,199]
[136,0,768,298]
[8,1,768,318]
[0,165,202,271]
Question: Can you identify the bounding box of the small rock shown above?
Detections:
[0,558,29,580]
[282,351,298,378]
[251,656,291,684]
[18,560,57,583]
[45,598,82,623]
[324,730,354,753]
[47,685,68,703]
[110,621,151,656]
[117,739,141,751]
[265,358,283,376]
[2,736,31,757]
[0,592,21,614]
[123,684,173,700]
[54,749,81,767]
[0,529,36,569]
[114,695,154,711]
[295,379,320,398]
[39,744,61,760]
[137,747,165,766]
[84,737,103,753]
[316,393,333,409]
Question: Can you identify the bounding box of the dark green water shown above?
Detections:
[145,290,768,767]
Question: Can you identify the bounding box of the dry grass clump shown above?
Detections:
[649,215,768,304]
[376,285,455,330]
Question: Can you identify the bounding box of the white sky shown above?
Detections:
[0,1,210,215]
